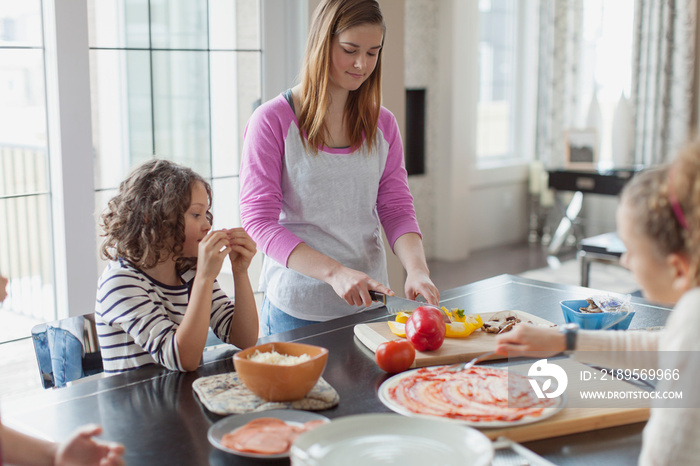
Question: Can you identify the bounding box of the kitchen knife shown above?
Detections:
[369,290,431,315]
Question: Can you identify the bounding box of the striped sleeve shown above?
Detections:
[95,265,184,372]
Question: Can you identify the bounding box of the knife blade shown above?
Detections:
[369,290,430,315]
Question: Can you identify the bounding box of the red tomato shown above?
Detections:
[375,339,416,373]
[405,306,446,351]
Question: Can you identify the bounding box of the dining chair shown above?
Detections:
[31,314,104,389]
[32,316,227,387]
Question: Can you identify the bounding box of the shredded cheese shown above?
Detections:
[248,349,311,365]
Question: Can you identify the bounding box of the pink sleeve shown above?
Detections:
[376,108,422,250]
[239,97,304,266]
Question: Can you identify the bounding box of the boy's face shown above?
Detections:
[181,181,211,258]
[617,200,684,305]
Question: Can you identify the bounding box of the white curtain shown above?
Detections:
[631,0,697,165]
[534,0,585,167]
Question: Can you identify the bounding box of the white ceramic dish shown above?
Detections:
[290,413,493,466]
[208,409,329,459]
[378,366,565,428]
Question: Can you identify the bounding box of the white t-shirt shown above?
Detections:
[574,287,700,465]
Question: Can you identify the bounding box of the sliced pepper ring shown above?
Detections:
[387,321,407,337]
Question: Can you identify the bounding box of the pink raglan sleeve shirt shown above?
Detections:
[240,97,420,266]
[239,97,304,266]
[376,107,422,250]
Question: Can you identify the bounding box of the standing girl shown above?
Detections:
[240,0,438,336]
[496,142,700,465]
[96,159,258,374]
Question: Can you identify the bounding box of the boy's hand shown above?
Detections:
[196,230,231,281]
[225,228,257,274]
[55,424,125,466]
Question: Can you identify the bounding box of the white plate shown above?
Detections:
[290,413,493,466]
[208,409,329,459]
[378,366,565,428]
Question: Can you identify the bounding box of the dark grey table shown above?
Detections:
[3,275,671,465]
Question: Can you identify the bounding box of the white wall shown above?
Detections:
[403,0,437,258]
[467,167,531,250]
[262,0,307,101]
[377,0,408,293]
[405,0,531,260]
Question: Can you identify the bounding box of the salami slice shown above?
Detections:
[221,417,326,455]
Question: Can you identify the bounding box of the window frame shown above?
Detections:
[43,0,98,319]
[42,0,302,318]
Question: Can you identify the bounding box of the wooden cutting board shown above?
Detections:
[354,310,555,368]
[479,358,651,442]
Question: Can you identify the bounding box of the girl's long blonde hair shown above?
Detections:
[298,0,385,153]
[621,140,700,285]
[669,142,700,284]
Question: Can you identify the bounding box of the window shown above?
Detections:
[0,0,55,340]
[1,0,270,342]
[88,0,262,277]
[476,0,537,164]
[476,0,634,166]
[578,0,634,166]
[476,0,519,160]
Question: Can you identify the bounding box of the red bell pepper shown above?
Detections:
[405,305,446,351]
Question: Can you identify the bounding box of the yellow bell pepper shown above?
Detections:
[445,322,473,338]
[441,306,452,320]
[465,314,483,329]
[441,306,467,323]
[444,314,483,338]
[387,321,407,337]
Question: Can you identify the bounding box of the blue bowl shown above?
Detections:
[560,299,634,330]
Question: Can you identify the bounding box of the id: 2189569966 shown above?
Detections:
[580,368,680,382]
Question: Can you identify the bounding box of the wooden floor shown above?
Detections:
[0,241,562,408]
[427,241,569,291]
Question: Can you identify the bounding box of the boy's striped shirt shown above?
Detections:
[95,259,234,374]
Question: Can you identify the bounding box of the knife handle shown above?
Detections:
[368,290,386,304]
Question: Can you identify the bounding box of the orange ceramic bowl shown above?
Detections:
[233,342,329,402]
